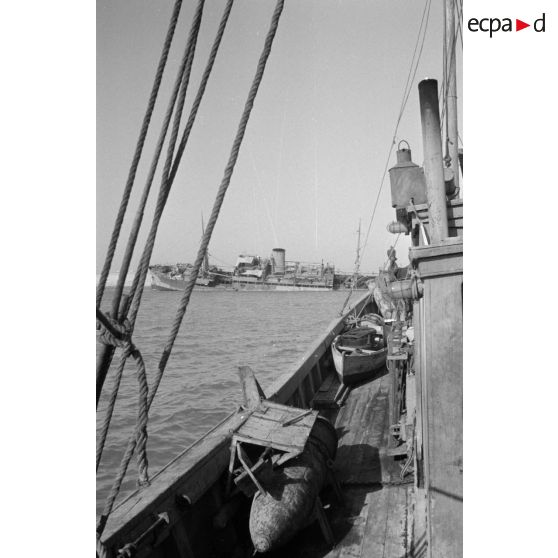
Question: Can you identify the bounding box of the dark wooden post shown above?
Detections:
[418,79,449,243]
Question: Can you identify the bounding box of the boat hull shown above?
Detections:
[231,276,333,291]
[149,270,215,291]
[331,340,387,385]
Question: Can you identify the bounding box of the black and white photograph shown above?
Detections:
[95,1,462,556]
[47,0,556,557]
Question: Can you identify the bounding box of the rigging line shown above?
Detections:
[455,0,464,46]
[96,4,205,478]
[338,0,431,316]
[98,0,284,539]
[116,0,235,332]
[442,0,447,139]
[127,1,206,327]
[274,89,289,229]
[359,0,431,263]
[98,0,219,520]
[111,11,199,319]
[457,2,463,48]
[96,0,183,308]
[398,0,431,127]
[95,0,205,409]
[439,4,460,128]
[249,146,278,246]
[443,0,449,158]
[123,0,233,330]
[159,0,285,377]
[207,251,235,268]
[314,134,319,249]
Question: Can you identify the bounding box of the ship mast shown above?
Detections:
[353,219,361,288]
[444,0,460,194]
[201,213,209,274]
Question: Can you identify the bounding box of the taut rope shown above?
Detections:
[97,0,285,541]
[96,0,206,408]
[96,0,183,309]
[122,0,235,328]
[96,0,206,472]
[97,0,234,538]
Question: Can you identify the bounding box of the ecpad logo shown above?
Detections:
[468,13,546,38]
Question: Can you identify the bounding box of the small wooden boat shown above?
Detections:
[331,314,387,385]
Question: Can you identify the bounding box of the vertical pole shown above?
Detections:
[418,79,449,243]
[353,219,361,287]
[201,214,209,273]
[445,0,460,193]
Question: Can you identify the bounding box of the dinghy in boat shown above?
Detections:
[331,313,387,385]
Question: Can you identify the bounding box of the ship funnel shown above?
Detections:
[272,248,286,274]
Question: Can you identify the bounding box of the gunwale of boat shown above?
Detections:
[100,291,379,553]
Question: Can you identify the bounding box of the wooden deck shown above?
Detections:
[267,369,412,558]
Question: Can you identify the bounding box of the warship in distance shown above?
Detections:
[149,248,335,292]
[231,248,335,291]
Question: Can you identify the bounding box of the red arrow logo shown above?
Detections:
[516,19,530,31]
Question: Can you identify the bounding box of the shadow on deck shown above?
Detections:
[265,368,412,558]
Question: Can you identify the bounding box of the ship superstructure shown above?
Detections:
[232,248,335,291]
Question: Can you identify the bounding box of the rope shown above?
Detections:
[357,0,431,268]
[97,0,237,538]
[439,0,460,128]
[96,0,204,410]
[96,309,132,349]
[110,6,202,319]
[339,0,431,315]
[157,0,285,377]
[96,0,183,309]
[98,2,285,537]
[96,0,205,465]
[124,0,232,329]
[96,342,149,484]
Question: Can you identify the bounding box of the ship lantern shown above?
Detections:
[388,141,427,209]
[272,248,286,275]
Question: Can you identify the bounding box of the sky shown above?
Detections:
[97,0,462,275]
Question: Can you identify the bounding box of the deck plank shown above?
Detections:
[334,372,390,486]
[254,369,411,558]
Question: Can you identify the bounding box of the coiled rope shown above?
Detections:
[96,0,183,309]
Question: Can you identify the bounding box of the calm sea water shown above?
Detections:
[96,288,350,515]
